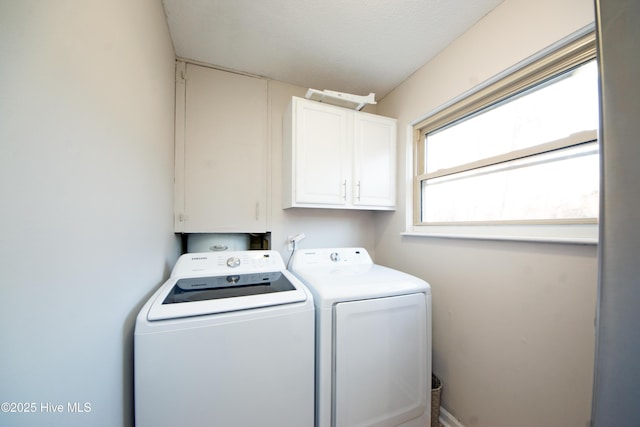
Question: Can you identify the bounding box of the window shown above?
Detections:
[411,31,599,243]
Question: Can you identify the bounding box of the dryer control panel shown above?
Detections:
[290,247,373,268]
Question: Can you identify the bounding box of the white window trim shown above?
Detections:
[404,24,598,245]
[403,224,598,245]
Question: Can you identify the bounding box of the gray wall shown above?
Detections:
[592,0,640,424]
[375,0,598,426]
[0,1,179,426]
[0,1,618,426]
[0,4,379,426]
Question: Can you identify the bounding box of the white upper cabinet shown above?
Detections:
[174,62,269,232]
[283,96,396,210]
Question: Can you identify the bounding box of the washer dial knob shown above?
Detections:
[330,252,340,262]
[226,256,241,268]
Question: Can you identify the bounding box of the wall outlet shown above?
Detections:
[287,233,306,251]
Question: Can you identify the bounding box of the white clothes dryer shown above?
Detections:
[289,247,432,427]
[134,250,315,427]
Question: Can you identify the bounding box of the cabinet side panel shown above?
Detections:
[174,61,187,231]
[282,99,294,209]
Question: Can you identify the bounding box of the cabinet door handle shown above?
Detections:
[255,202,260,220]
[342,180,347,200]
[356,181,361,201]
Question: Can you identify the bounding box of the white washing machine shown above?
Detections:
[289,247,432,427]
[134,250,315,427]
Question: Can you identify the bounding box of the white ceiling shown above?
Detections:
[162,0,504,99]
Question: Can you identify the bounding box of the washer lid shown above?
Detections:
[146,270,308,321]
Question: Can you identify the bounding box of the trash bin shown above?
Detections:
[431,374,443,427]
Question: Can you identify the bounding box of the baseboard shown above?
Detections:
[439,406,465,427]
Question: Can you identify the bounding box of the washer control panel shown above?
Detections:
[172,250,285,276]
[226,256,241,268]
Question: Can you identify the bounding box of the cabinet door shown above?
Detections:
[293,99,350,205]
[179,64,268,232]
[353,113,396,208]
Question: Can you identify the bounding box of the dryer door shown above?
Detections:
[334,293,427,427]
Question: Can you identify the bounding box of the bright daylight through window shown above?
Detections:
[412,31,599,242]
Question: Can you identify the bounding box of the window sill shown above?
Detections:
[403,223,598,245]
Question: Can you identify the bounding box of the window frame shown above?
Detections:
[409,28,598,244]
